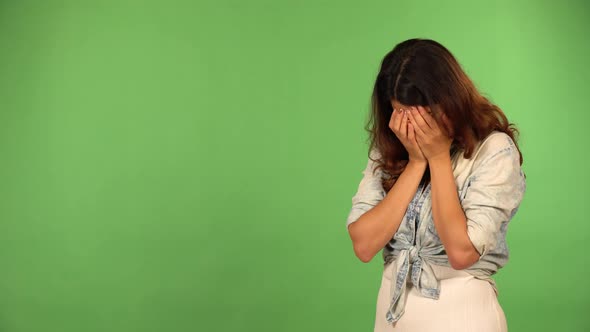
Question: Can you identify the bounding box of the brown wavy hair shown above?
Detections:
[366,38,523,192]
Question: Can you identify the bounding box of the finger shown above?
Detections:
[392,108,403,133]
[409,107,432,130]
[400,109,408,139]
[407,107,426,137]
[410,125,424,150]
[407,122,415,143]
[417,106,437,129]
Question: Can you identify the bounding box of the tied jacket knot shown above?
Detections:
[386,244,441,324]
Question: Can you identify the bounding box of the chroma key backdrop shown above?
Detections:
[0,1,588,331]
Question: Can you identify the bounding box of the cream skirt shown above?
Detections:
[374,260,508,332]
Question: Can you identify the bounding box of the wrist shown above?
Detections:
[407,159,428,169]
[428,153,451,167]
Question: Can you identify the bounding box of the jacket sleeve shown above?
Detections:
[462,134,527,259]
[346,148,387,230]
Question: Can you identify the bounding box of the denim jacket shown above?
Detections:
[345,131,526,324]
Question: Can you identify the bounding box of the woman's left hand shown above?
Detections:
[406,106,453,162]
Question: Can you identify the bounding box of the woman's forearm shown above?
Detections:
[349,160,427,263]
[428,154,480,269]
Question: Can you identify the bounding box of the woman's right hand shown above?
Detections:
[389,106,427,164]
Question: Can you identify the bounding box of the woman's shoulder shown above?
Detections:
[470,130,520,168]
[479,130,516,151]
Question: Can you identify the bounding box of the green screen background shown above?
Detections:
[0,0,587,331]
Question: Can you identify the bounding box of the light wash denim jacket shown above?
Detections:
[346,131,526,324]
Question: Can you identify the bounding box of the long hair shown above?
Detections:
[366,38,523,192]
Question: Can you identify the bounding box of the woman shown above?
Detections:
[345,38,526,332]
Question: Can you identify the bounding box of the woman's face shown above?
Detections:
[390,99,454,137]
